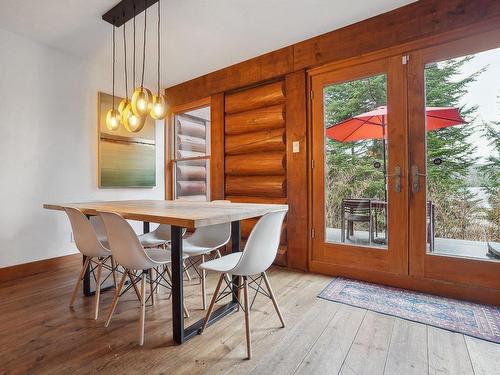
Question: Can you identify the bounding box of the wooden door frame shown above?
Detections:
[308,56,408,275]
[408,28,500,290]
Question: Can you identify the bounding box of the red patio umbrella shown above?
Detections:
[326,105,465,142]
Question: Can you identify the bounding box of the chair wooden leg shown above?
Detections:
[105,271,127,327]
[183,261,192,281]
[110,257,117,289]
[262,272,285,328]
[243,276,252,360]
[216,249,222,258]
[200,273,225,334]
[69,256,91,307]
[128,271,142,302]
[149,269,155,306]
[139,272,146,346]
[236,275,241,312]
[201,255,207,310]
[93,260,103,320]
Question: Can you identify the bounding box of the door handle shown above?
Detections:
[386,166,401,193]
[411,165,426,193]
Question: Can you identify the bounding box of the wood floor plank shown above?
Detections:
[246,299,340,375]
[427,327,474,375]
[339,311,395,375]
[384,319,428,375]
[1,262,498,375]
[464,335,500,375]
[205,272,331,375]
[294,304,366,375]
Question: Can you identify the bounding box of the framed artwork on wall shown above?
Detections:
[97,92,156,188]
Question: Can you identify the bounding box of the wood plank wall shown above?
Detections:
[224,81,288,265]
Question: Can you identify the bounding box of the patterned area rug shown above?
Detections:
[318,277,500,344]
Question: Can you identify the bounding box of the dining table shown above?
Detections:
[43,199,288,344]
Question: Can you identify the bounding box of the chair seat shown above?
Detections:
[138,232,170,248]
[144,248,189,264]
[199,252,242,273]
[182,242,214,257]
[345,214,370,222]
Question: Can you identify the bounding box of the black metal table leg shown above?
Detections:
[171,225,185,344]
[171,221,241,344]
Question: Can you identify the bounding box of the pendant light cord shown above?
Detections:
[141,0,147,89]
[123,18,128,99]
[112,23,116,109]
[133,4,136,88]
[157,0,161,95]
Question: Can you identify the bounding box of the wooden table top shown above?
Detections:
[43,200,288,228]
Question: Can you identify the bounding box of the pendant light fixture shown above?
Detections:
[131,0,152,117]
[105,23,120,131]
[104,0,165,133]
[150,0,167,120]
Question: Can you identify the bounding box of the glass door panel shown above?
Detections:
[424,48,500,261]
[323,73,389,249]
[408,29,500,289]
[311,56,407,274]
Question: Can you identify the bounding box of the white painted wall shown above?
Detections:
[0,27,164,268]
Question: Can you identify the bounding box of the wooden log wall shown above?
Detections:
[175,114,209,200]
[224,81,288,265]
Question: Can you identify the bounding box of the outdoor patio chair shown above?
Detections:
[341,198,374,245]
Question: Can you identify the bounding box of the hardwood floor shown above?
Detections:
[0,263,498,375]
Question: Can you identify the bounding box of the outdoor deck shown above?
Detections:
[326,228,499,261]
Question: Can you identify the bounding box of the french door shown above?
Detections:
[310,56,408,275]
[310,29,500,295]
[407,29,500,290]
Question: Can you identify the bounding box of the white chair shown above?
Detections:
[183,199,232,309]
[99,211,189,346]
[138,225,191,281]
[199,209,287,359]
[64,207,117,320]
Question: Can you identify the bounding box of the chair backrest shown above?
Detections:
[152,224,172,239]
[64,207,110,258]
[342,199,371,214]
[99,211,156,270]
[230,210,287,276]
[187,222,231,249]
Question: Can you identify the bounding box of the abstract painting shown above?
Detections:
[97,92,156,188]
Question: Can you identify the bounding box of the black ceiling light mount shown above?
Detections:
[102,0,159,27]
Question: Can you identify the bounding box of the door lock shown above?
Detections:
[411,165,426,193]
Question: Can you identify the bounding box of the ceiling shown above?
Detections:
[0,0,415,87]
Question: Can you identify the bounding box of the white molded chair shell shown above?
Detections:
[99,211,168,270]
[64,207,111,258]
[139,224,187,247]
[201,210,287,276]
[183,223,231,255]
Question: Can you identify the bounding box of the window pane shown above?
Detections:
[323,73,388,249]
[173,105,210,201]
[174,159,209,201]
[174,107,210,158]
[424,47,500,261]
